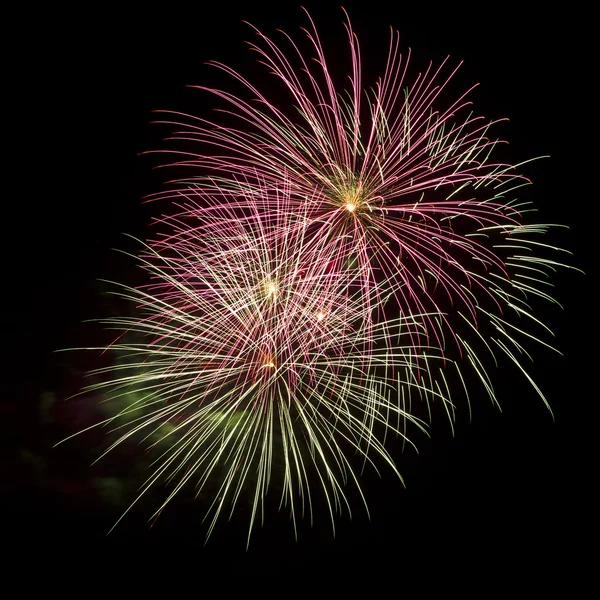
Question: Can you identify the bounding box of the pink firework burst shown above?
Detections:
[147,8,575,411]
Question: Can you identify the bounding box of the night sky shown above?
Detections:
[6,0,594,581]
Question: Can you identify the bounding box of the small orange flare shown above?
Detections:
[317,311,325,321]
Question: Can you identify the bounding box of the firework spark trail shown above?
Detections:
[58,9,580,542]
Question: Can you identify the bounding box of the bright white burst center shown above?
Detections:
[346,202,356,212]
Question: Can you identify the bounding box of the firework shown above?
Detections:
[148,8,576,413]
[60,9,577,542]
[61,184,450,543]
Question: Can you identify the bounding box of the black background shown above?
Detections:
[5,0,595,584]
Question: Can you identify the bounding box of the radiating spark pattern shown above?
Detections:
[147,8,578,412]
[59,9,578,543]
